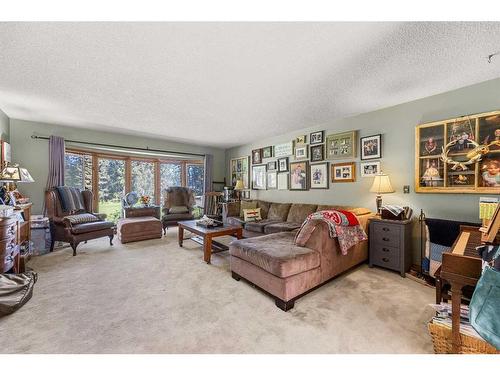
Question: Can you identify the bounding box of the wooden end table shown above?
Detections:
[178,220,243,264]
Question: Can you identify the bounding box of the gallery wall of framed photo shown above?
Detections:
[244,128,385,193]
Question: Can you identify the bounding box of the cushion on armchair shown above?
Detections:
[169,206,189,214]
[63,213,101,225]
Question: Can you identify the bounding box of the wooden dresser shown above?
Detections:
[1,203,32,273]
[369,217,413,277]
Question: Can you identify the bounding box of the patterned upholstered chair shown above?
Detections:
[161,187,196,233]
[45,187,115,256]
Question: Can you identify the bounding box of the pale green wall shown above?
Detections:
[226,77,500,224]
[0,107,9,141]
[10,119,226,214]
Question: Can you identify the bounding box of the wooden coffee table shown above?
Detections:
[178,220,243,264]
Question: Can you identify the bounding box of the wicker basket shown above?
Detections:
[428,322,499,354]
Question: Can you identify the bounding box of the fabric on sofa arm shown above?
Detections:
[226,216,246,227]
[229,232,320,278]
[316,205,371,216]
[267,203,292,221]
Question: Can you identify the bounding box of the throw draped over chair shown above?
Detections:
[161,186,196,233]
[45,187,115,256]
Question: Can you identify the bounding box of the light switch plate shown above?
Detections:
[403,185,410,194]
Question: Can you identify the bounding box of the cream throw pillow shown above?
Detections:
[243,208,262,222]
[239,200,258,218]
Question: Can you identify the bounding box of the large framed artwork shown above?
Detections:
[230,156,250,189]
[310,162,329,189]
[252,165,267,190]
[326,131,357,159]
[415,110,500,194]
[289,161,309,190]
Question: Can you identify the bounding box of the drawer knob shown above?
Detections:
[382,257,389,263]
[382,248,390,252]
[382,237,390,242]
[382,227,390,232]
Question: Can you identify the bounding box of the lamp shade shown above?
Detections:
[234,179,245,190]
[369,173,394,194]
[0,165,35,183]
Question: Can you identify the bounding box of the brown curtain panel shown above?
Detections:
[46,135,66,190]
[204,154,213,193]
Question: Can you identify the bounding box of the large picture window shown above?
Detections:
[64,148,204,221]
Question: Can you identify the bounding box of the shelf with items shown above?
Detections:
[415,110,500,194]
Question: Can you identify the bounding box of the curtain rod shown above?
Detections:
[30,135,206,158]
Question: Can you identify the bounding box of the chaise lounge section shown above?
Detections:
[228,202,373,311]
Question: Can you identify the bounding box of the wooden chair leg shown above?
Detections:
[109,234,114,245]
[70,242,78,256]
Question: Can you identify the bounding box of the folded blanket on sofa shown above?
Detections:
[294,210,368,255]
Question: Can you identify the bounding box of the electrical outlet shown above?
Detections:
[403,185,410,194]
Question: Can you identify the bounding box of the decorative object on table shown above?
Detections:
[331,162,356,183]
[262,146,273,159]
[310,144,324,162]
[369,172,395,214]
[289,161,309,190]
[251,164,267,190]
[267,171,277,189]
[273,142,293,157]
[233,179,246,200]
[360,161,381,177]
[326,131,357,159]
[277,172,289,190]
[415,110,500,194]
[267,160,277,171]
[139,194,151,206]
[380,205,412,221]
[277,157,289,172]
[251,149,262,164]
[294,145,308,160]
[230,156,250,189]
[295,135,306,145]
[369,217,413,277]
[123,191,139,207]
[310,162,329,189]
[360,134,382,160]
[195,215,223,228]
[309,130,324,145]
[0,165,35,205]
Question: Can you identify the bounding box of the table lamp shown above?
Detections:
[234,179,245,200]
[369,172,394,215]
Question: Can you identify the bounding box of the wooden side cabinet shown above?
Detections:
[369,217,412,277]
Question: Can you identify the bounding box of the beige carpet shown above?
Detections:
[0,228,435,353]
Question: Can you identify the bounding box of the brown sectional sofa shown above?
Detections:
[225,200,373,311]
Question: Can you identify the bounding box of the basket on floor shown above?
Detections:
[428,322,499,354]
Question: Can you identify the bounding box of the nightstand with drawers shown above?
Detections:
[369,217,412,277]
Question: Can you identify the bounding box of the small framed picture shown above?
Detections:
[310,131,324,145]
[360,161,381,177]
[277,173,289,190]
[331,162,356,183]
[295,135,306,145]
[360,134,382,160]
[289,161,309,190]
[267,161,277,171]
[252,149,262,164]
[278,157,289,172]
[326,131,357,159]
[310,162,329,189]
[267,171,277,189]
[295,145,308,159]
[252,165,267,189]
[262,146,273,159]
[310,144,324,162]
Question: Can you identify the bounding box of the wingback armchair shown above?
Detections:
[161,186,196,233]
[45,187,115,256]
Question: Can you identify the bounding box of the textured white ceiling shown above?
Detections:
[1,22,500,148]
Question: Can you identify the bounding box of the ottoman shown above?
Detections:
[117,216,162,243]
